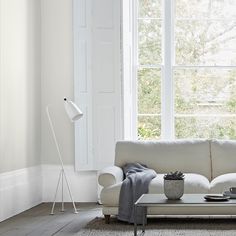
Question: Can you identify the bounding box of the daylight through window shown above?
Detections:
[136,0,236,140]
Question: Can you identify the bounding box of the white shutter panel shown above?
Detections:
[73,0,122,170]
[73,0,93,170]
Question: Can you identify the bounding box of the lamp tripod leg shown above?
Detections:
[61,170,65,212]
[46,105,79,215]
[63,171,78,214]
[50,170,62,215]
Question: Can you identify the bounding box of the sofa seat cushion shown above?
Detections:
[100,173,210,206]
[210,173,236,193]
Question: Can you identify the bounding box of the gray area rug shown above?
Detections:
[77,217,236,236]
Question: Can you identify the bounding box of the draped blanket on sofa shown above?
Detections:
[118,163,156,224]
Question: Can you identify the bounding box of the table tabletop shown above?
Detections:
[135,194,236,207]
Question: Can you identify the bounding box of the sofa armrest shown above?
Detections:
[98,166,124,187]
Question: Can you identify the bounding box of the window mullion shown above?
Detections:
[132,0,138,139]
[162,0,174,139]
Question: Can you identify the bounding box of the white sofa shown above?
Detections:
[98,139,236,222]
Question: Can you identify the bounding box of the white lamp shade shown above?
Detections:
[64,98,83,122]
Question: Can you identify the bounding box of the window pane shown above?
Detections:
[138,0,162,18]
[176,0,236,19]
[138,68,161,114]
[138,19,162,65]
[175,116,236,139]
[210,0,236,19]
[175,20,236,65]
[176,0,211,19]
[135,0,236,140]
[138,115,161,140]
[175,68,236,114]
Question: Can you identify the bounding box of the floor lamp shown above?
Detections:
[46,98,83,214]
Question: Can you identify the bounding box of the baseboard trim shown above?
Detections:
[0,166,42,222]
[0,165,98,222]
[42,164,98,203]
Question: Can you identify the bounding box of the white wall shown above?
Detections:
[0,0,41,173]
[41,0,97,202]
[41,0,76,166]
[0,0,42,222]
[0,0,98,207]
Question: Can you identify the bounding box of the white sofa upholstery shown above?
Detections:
[98,139,236,217]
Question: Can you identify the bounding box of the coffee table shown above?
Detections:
[134,194,236,236]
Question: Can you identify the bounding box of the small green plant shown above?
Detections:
[164,171,185,180]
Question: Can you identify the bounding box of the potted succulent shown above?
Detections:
[164,171,185,200]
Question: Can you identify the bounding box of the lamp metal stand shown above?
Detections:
[46,105,78,214]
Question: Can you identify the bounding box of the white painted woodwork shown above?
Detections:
[0,166,42,222]
[0,165,98,222]
[162,0,174,139]
[73,0,93,170]
[42,165,97,203]
[73,0,122,170]
[122,0,136,140]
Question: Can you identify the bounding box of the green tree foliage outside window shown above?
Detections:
[137,0,236,140]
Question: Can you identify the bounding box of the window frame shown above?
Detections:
[133,0,236,140]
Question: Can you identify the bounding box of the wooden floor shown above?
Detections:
[0,203,103,236]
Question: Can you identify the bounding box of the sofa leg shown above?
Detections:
[104,215,110,224]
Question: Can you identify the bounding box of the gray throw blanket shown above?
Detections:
[118,163,156,224]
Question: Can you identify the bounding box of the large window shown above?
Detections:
[136,0,236,140]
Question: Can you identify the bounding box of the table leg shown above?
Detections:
[134,204,137,236]
[142,207,146,233]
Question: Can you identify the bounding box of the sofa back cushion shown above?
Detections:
[211,140,236,178]
[115,140,211,180]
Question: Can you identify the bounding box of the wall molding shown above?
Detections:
[42,165,98,203]
[0,166,42,222]
[0,165,98,222]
